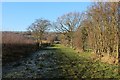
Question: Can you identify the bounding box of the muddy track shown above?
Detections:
[2,47,79,78]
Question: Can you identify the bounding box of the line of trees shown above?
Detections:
[55,2,119,60]
[87,2,119,58]
[27,2,119,62]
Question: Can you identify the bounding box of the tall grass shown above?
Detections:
[2,32,38,65]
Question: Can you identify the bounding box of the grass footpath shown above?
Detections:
[53,44,120,78]
[3,44,120,79]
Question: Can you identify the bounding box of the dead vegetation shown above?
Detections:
[2,32,39,65]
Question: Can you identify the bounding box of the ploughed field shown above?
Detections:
[2,44,120,78]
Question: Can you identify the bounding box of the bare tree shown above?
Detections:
[74,19,89,52]
[27,18,51,46]
[55,12,83,48]
[118,2,120,64]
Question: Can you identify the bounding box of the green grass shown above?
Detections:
[52,44,120,78]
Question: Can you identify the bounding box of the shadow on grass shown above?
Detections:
[2,43,39,65]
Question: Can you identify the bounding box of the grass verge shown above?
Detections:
[52,44,120,78]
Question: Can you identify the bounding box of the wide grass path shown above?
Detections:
[3,44,120,78]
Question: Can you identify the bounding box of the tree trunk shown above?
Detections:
[71,37,73,48]
[118,2,120,74]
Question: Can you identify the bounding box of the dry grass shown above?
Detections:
[101,54,118,64]
[2,32,38,65]
[2,32,35,44]
[91,52,118,64]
